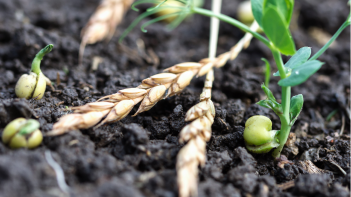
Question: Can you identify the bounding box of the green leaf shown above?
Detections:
[251,0,264,27]
[258,84,284,116]
[274,47,311,76]
[261,83,276,102]
[257,100,272,109]
[289,94,303,125]
[264,0,288,22]
[262,58,271,87]
[262,5,296,55]
[285,47,311,69]
[257,100,283,115]
[278,60,324,87]
[273,67,291,77]
[263,0,294,24]
[285,0,294,25]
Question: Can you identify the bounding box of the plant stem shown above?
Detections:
[209,0,222,59]
[309,18,350,61]
[192,7,271,47]
[31,44,54,74]
[271,48,291,158]
[271,48,286,79]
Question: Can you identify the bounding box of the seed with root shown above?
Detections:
[15,44,53,100]
[2,118,43,149]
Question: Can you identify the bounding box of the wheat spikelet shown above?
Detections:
[79,0,134,64]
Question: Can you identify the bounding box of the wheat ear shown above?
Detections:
[79,0,134,64]
[176,69,215,197]
[48,22,258,136]
[175,21,259,197]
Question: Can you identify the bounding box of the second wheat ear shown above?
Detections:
[79,0,133,64]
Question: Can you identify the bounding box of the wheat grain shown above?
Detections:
[79,0,134,64]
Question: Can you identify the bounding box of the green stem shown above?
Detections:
[271,48,286,78]
[192,7,271,48]
[271,48,291,158]
[309,18,350,61]
[30,44,54,75]
[272,120,291,158]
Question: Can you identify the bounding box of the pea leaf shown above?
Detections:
[251,0,264,27]
[273,47,311,77]
[289,94,303,126]
[264,0,288,23]
[285,47,311,69]
[257,84,283,116]
[278,60,324,87]
[285,0,294,25]
[261,83,277,102]
[273,67,291,77]
[262,58,271,86]
[257,100,283,116]
[262,5,296,55]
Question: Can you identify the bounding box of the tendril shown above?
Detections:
[131,0,160,12]
[141,12,182,32]
[147,0,168,12]
[167,9,189,30]
[119,6,185,42]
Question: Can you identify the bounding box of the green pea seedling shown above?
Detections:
[120,0,350,159]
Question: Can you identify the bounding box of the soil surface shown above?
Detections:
[0,0,350,197]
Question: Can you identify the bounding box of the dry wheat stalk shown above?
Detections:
[79,0,134,64]
[48,22,258,137]
[229,21,259,60]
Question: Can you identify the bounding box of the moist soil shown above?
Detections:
[0,0,350,196]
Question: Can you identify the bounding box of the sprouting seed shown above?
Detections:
[15,44,54,100]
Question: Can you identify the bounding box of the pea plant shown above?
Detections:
[121,0,350,158]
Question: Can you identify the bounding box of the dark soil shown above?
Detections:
[0,0,350,197]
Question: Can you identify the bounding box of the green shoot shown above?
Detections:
[326,109,338,122]
[31,44,54,75]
